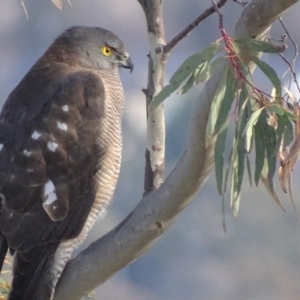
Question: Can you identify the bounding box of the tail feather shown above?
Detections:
[8,242,60,300]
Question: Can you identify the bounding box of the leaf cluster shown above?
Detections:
[153,36,299,222]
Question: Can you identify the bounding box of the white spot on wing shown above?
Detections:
[43,180,57,205]
[57,121,68,131]
[0,144,3,151]
[31,130,41,140]
[47,141,58,152]
[23,150,31,156]
[62,105,69,112]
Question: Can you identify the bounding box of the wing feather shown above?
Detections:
[0,63,106,252]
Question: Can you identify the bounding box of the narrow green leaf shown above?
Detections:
[178,57,226,95]
[254,122,265,186]
[281,107,297,121]
[254,110,278,187]
[268,103,297,122]
[230,40,242,57]
[228,83,250,211]
[250,56,282,100]
[214,119,230,195]
[238,83,250,114]
[196,56,225,83]
[283,117,294,147]
[151,41,223,111]
[222,147,234,233]
[235,37,283,53]
[237,85,251,138]
[232,191,241,218]
[149,84,178,111]
[273,115,285,157]
[244,107,265,151]
[245,153,252,186]
[214,65,237,134]
[234,140,245,199]
[264,123,277,183]
[239,86,252,187]
[230,147,242,217]
[177,63,206,95]
[237,59,254,86]
[207,64,229,140]
[170,42,223,85]
[272,114,293,157]
[229,87,250,205]
[268,104,284,116]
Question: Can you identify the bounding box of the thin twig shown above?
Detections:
[163,0,228,55]
[278,17,300,94]
[20,0,28,18]
[212,0,224,28]
[232,0,248,7]
[278,53,300,95]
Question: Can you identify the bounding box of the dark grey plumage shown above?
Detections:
[0,26,132,300]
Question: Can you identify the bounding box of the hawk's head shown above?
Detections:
[48,26,133,73]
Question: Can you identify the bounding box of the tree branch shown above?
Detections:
[138,0,167,194]
[163,0,228,55]
[53,0,299,299]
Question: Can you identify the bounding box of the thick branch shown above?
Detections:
[163,0,228,55]
[53,1,298,299]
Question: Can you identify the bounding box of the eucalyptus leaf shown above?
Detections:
[207,64,229,140]
[170,42,223,85]
[149,84,178,111]
[264,124,277,183]
[215,119,230,195]
[250,56,282,100]
[177,63,206,94]
[196,56,225,83]
[268,104,284,116]
[283,117,294,147]
[244,107,265,152]
[151,41,223,111]
[254,119,266,186]
[235,37,283,53]
[214,65,237,134]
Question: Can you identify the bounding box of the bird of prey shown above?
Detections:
[0,26,133,300]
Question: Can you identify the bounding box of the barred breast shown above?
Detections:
[51,70,124,292]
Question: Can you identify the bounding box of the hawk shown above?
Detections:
[0,26,133,300]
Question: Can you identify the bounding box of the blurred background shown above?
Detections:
[1,1,300,299]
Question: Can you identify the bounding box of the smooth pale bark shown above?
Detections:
[53,0,299,299]
[139,0,166,193]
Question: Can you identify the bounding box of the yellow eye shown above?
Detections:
[101,46,114,56]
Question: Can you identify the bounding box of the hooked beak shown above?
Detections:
[120,52,134,73]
